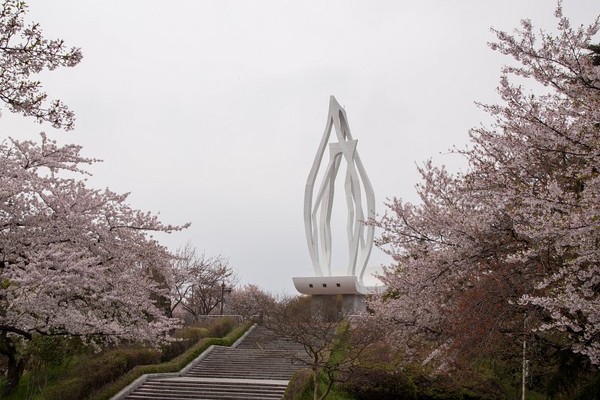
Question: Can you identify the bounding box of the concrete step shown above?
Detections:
[125,378,286,400]
[126,378,288,400]
[123,325,306,400]
[183,345,306,381]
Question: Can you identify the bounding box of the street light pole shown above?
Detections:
[220,281,225,315]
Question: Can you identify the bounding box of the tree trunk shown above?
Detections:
[0,335,27,396]
[319,377,334,400]
[4,355,26,396]
[313,369,319,400]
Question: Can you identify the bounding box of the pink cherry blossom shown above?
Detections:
[0,0,82,130]
[371,4,600,366]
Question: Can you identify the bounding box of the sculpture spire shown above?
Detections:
[304,96,375,283]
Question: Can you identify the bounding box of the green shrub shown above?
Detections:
[160,327,209,362]
[574,371,600,400]
[206,317,236,338]
[283,368,313,400]
[283,369,356,400]
[44,378,87,400]
[87,321,251,400]
[10,319,250,400]
[21,335,87,398]
[43,346,161,400]
[343,366,417,400]
[86,348,161,383]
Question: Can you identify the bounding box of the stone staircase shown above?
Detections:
[122,325,306,400]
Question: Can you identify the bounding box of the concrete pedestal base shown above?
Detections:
[311,295,338,322]
[310,294,366,321]
[341,294,366,315]
[293,276,371,321]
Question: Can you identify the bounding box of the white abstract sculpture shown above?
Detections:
[304,96,375,284]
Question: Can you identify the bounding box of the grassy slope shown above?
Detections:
[4,319,252,400]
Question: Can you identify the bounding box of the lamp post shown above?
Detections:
[220,281,231,315]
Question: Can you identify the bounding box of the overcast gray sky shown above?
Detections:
[2,1,598,294]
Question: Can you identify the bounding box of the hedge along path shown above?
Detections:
[90,321,253,400]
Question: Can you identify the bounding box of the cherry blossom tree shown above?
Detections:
[228,284,276,321]
[265,296,384,400]
[0,135,188,394]
[0,0,82,130]
[169,243,236,321]
[371,3,600,372]
[0,1,190,394]
[166,244,196,318]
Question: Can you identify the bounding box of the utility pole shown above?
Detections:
[522,338,527,400]
[521,315,528,400]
